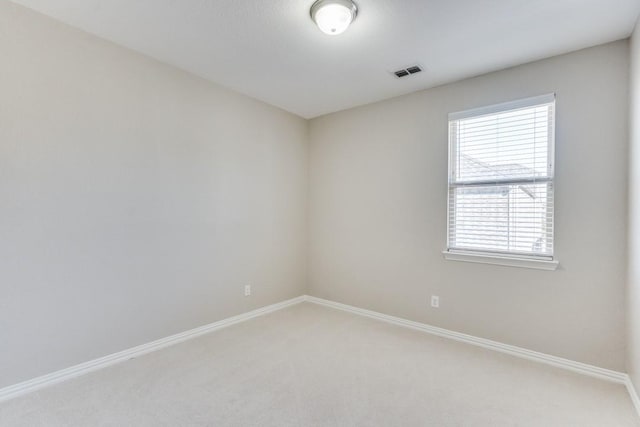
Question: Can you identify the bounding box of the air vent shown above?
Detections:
[392,65,423,78]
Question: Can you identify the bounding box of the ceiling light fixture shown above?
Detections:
[310,0,358,36]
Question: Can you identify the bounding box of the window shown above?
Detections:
[444,94,557,270]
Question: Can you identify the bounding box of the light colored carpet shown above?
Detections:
[0,302,637,426]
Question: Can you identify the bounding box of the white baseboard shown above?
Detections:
[626,376,640,418]
[0,295,306,403]
[2,293,638,420]
[304,295,627,384]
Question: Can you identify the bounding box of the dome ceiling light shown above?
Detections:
[310,0,358,36]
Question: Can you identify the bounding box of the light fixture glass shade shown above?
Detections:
[310,0,357,35]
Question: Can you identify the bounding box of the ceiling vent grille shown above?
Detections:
[393,65,423,78]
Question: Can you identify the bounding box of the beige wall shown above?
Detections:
[309,41,629,371]
[628,21,640,390]
[0,2,308,388]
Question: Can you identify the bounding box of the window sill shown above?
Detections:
[442,250,558,271]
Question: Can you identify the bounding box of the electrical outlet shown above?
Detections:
[431,295,440,308]
[244,285,251,297]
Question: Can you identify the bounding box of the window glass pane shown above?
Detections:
[449,182,553,256]
[454,105,551,183]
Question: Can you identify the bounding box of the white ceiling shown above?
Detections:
[10,0,640,118]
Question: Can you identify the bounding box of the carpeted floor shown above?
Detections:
[0,302,637,426]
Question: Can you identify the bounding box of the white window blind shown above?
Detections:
[447,94,555,259]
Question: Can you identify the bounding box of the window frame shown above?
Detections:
[443,94,558,271]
